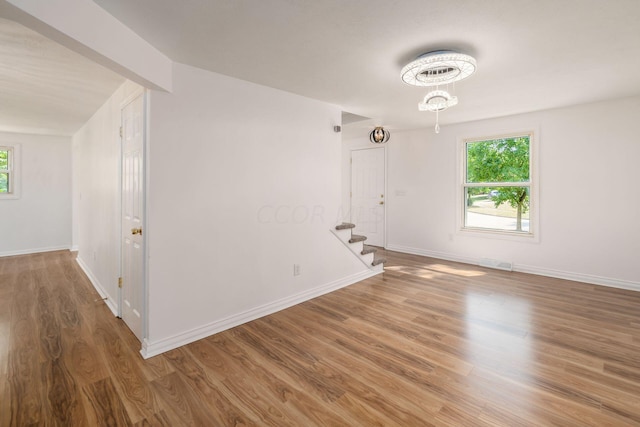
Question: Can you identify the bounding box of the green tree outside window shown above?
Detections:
[465,136,531,232]
[0,149,9,193]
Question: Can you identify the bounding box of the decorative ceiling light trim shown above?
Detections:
[418,90,458,112]
[401,50,477,87]
[369,126,390,144]
[418,89,460,134]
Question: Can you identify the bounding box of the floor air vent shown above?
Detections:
[479,258,513,271]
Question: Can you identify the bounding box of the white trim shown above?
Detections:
[386,244,479,265]
[455,129,540,243]
[384,143,388,248]
[70,245,79,252]
[120,87,145,110]
[386,244,640,293]
[514,264,640,292]
[140,268,382,359]
[76,256,118,316]
[0,144,20,200]
[454,227,540,243]
[143,88,151,342]
[0,245,71,258]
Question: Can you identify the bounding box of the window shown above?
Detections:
[0,145,19,199]
[461,133,535,236]
[0,146,13,194]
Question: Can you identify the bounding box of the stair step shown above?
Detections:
[335,222,356,230]
[361,245,377,255]
[372,257,386,267]
[349,234,367,243]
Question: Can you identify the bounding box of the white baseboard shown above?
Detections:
[386,244,478,266]
[0,245,71,258]
[514,264,640,292]
[140,268,382,359]
[386,244,640,292]
[75,256,118,316]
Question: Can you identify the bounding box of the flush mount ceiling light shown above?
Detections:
[369,126,390,144]
[418,90,458,112]
[402,50,477,134]
[401,50,477,87]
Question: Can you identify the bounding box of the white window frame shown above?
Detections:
[456,130,539,242]
[0,144,20,200]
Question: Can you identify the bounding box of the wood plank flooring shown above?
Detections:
[1,249,640,426]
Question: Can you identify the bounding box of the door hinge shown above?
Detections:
[119,126,123,138]
[118,277,123,288]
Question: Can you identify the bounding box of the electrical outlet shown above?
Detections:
[293,264,301,276]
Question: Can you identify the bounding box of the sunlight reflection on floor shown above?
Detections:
[464,292,534,408]
[384,263,486,278]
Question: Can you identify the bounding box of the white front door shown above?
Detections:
[121,93,145,341]
[351,147,385,247]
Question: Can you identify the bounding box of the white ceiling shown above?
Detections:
[0,16,124,136]
[1,1,639,137]
[94,0,640,136]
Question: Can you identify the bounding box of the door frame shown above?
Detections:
[350,145,388,248]
[118,88,148,342]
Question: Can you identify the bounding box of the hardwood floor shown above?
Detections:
[1,249,640,426]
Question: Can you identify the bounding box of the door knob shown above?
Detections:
[379,201,384,205]
[131,228,143,235]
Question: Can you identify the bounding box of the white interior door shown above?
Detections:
[121,93,144,341]
[351,147,385,247]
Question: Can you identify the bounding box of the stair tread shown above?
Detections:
[361,245,377,255]
[349,234,367,243]
[372,257,386,266]
[335,222,356,230]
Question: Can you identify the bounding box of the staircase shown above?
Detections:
[331,222,386,271]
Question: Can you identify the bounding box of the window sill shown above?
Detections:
[0,193,19,200]
[459,227,539,243]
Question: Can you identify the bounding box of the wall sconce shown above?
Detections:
[369,126,390,144]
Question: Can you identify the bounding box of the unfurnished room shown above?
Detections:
[0,0,639,425]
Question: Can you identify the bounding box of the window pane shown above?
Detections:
[465,186,530,232]
[0,150,8,170]
[466,136,530,183]
[0,173,8,193]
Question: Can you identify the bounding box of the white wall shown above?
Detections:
[72,80,142,313]
[0,131,71,256]
[344,96,640,289]
[144,63,371,355]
